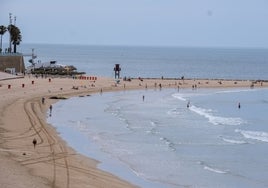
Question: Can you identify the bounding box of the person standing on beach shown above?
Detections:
[159,83,162,90]
[238,102,241,109]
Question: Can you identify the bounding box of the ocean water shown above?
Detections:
[24,44,268,187]
[48,87,268,188]
[19,44,268,80]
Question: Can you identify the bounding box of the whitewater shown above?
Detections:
[48,87,268,188]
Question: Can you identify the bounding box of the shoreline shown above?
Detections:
[0,76,267,188]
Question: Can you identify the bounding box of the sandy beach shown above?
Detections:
[0,75,267,188]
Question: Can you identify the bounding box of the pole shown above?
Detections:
[32,48,35,71]
[9,13,12,53]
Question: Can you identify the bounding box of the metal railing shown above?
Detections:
[0,52,23,56]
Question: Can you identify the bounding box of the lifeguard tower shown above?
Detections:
[114,64,121,79]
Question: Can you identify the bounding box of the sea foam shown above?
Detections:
[235,129,268,143]
[190,105,244,126]
[221,137,248,144]
[172,93,187,101]
[198,161,228,174]
[204,166,228,174]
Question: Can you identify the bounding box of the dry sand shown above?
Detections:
[0,75,266,188]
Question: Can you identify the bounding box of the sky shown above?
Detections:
[1,0,268,48]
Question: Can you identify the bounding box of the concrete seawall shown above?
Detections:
[0,54,25,73]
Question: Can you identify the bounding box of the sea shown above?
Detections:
[20,44,268,188]
[19,44,268,80]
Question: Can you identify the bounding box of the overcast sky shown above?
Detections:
[1,0,268,48]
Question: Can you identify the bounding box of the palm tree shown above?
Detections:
[8,24,22,53]
[0,25,7,53]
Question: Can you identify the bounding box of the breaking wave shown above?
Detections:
[190,105,244,126]
[198,161,228,174]
[204,166,228,174]
[172,93,187,101]
[220,136,248,144]
[235,129,268,143]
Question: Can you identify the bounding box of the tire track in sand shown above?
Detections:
[22,98,70,188]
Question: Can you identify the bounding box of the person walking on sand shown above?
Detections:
[42,97,45,104]
[49,104,53,116]
[33,138,37,148]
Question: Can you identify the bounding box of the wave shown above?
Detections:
[215,89,253,94]
[204,166,228,174]
[235,129,268,143]
[221,137,248,144]
[198,161,228,174]
[190,105,244,126]
[172,93,187,101]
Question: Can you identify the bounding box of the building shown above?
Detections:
[0,54,25,74]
